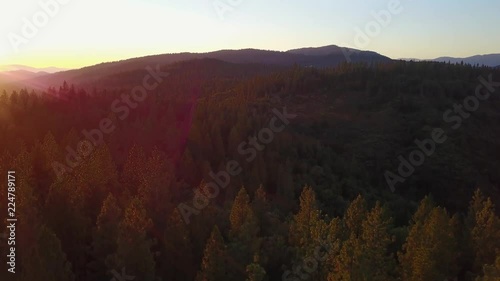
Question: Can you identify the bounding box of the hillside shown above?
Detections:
[14,45,391,90]
[0,70,51,93]
[2,59,499,213]
[0,65,66,73]
[1,59,499,281]
[432,53,500,67]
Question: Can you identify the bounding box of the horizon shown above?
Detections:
[1,1,500,280]
[1,0,499,69]
[2,44,499,71]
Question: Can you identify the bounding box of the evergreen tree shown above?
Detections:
[197,226,228,281]
[45,179,90,279]
[252,185,270,235]
[289,186,327,256]
[20,225,75,281]
[328,199,395,281]
[121,144,147,194]
[399,197,457,281]
[229,187,261,280]
[358,202,396,280]
[328,194,367,281]
[110,198,156,281]
[162,208,195,281]
[246,254,267,281]
[138,147,173,225]
[467,190,500,273]
[476,256,500,281]
[343,195,367,238]
[290,186,329,280]
[88,193,122,281]
[230,187,252,238]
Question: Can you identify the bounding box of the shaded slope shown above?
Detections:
[22,45,391,90]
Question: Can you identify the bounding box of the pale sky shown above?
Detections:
[0,0,499,69]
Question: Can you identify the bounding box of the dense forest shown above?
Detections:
[0,59,499,281]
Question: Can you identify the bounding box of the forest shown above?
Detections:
[0,59,499,281]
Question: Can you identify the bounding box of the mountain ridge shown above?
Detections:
[6,46,499,92]
[9,45,391,90]
[431,53,500,67]
[0,65,66,73]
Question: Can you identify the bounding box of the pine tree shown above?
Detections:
[110,198,156,281]
[121,144,147,194]
[162,208,195,281]
[328,199,395,281]
[399,197,457,281]
[228,187,261,280]
[230,187,252,237]
[289,186,327,256]
[74,143,118,219]
[252,185,269,234]
[20,225,75,281]
[252,184,280,239]
[40,131,62,183]
[467,189,500,273]
[476,255,500,281]
[88,193,122,281]
[343,195,367,238]
[45,179,90,279]
[321,217,342,279]
[246,254,267,281]
[138,147,173,225]
[290,186,329,281]
[358,202,396,281]
[197,226,228,281]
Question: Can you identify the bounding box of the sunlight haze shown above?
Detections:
[1,0,499,69]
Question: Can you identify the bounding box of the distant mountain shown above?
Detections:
[13,45,391,90]
[0,65,67,73]
[398,58,422,62]
[431,54,500,67]
[287,45,354,56]
[0,70,48,82]
[286,45,391,64]
[72,58,286,90]
[0,69,53,93]
[0,66,67,93]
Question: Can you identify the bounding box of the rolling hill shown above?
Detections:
[0,65,66,73]
[10,45,391,91]
[0,70,53,93]
[431,53,500,67]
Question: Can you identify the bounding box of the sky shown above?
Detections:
[0,0,499,69]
